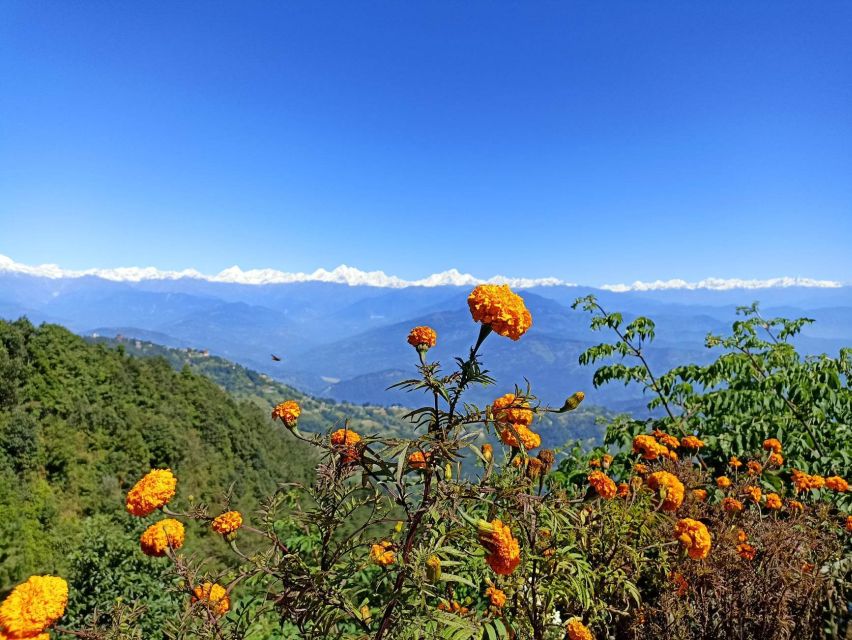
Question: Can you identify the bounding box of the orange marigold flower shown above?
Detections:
[792,469,825,492]
[330,428,362,464]
[192,582,230,617]
[787,500,805,512]
[407,326,437,349]
[737,543,757,560]
[271,400,301,428]
[491,393,533,426]
[437,600,469,615]
[723,497,744,513]
[498,423,541,450]
[140,518,185,557]
[478,519,521,575]
[744,486,762,504]
[125,468,177,517]
[647,471,685,512]
[729,456,743,469]
[767,452,783,467]
[0,575,68,638]
[616,482,630,498]
[802,562,815,573]
[565,618,595,640]
[763,438,782,454]
[632,435,667,460]
[765,493,782,510]
[407,451,431,470]
[747,461,763,476]
[846,515,852,532]
[370,541,395,567]
[692,489,708,502]
[602,454,613,468]
[588,471,617,499]
[716,476,732,489]
[211,511,243,536]
[667,450,679,461]
[681,435,705,449]
[634,463,649,474]
[674,518,712,560]
[826,476,849,492]
[485,586,506,608]
[671,572,689,597]
[654,431,680,449]
[736,529,748,543]
[467,284,532,341]
[588,458,601,468]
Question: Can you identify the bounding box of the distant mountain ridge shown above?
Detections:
[1,259,850,412]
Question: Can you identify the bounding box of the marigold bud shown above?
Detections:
[560,391,585,413]
[481,443,493,463]
[425,555,442,582]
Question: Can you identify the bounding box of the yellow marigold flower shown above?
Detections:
[425,555,441,582]
[467,284,532,341]
[716,476,732,489]
[787,500,805,512]
[634,463,649,474]
[654,431,680,449]
[763,438,782,454]
[192,582,230,617]
[729,456,742,469]
[674,518,712,560]
[588,471,617,499]
[140,518,185,557]
[765,493,782,510]
[692,489,708,502]
[330,428,362,464]
[565,617,595,640]
[211,511,243,536]
[407,451,430,470]
[723,497,744,513]
[681,435,704,449]
[747,461,763,476]
[826,476,849,492]
[485,586,506,608]
[478,519,521,575]
[846,515,852,532]
[125,468,177,517]
[737,543,757,560]
[616,482,630,498]
[647,471,685,512]
[498,423,541,450]
[632,435,667,460]
[481,443,493,463]
[407,326,437,349]
[370,541,395,567]
[271,400,301,428]
[0,575,68,638]
[744,486,762,504]
[492,393,534,426]
[767,452,783,467]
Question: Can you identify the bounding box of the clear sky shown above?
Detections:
[1,1,850,284]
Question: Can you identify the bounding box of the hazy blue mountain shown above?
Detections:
[1,271,849,412]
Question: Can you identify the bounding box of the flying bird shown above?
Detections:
[271,354,282,362]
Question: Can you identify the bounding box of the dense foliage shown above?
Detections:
[1,287,851,640]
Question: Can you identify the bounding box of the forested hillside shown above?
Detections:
[0,318,320,632]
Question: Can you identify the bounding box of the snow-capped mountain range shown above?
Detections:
[0,254,844,291]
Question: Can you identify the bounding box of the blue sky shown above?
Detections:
[1,1,850,284]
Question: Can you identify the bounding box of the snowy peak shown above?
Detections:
[0,254,844,290]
